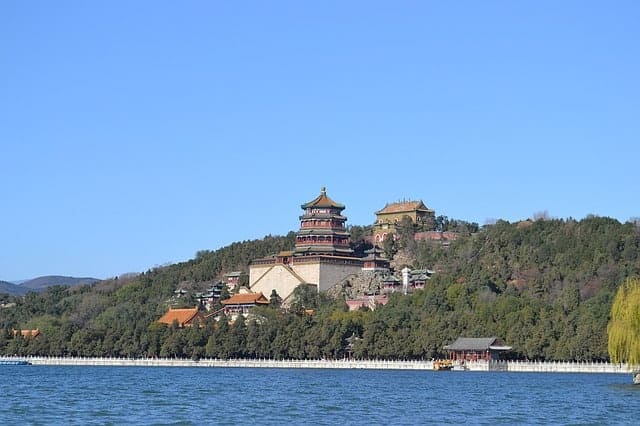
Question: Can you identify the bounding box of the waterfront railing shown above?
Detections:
[0,355,633,373]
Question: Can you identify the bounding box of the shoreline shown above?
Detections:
[1,356,633,373]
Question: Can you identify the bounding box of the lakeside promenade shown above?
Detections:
[1,356,633,374]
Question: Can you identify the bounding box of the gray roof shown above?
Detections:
[443,337,509,351]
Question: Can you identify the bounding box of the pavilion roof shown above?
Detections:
[301,187,345,210]
[157,307,202,327]
[376,200,433,215]
[222,292,269,306]
[443,337,511,351]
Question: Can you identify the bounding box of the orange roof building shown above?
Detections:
[12,329,41,338]
[157,307,205,327]
[374,200,435,243]
[221,292,269,316]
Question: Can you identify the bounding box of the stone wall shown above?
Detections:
[3,356,633,374]
[250,264,305,301]
[318,262,363,292]
[249,258,363,300]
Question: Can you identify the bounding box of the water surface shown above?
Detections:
[1,366,637,425]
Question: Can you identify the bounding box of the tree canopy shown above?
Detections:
[1,216,639,361]
[608,277,640,366]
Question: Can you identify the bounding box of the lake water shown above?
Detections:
[1,366,638,425]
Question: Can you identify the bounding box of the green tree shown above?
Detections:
[608,277,640,367]
[382,235,397,260]
[269,290,282,308]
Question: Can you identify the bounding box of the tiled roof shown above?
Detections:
[443,337,511,351]
[376,200,432,214]
[301,187,345,210]
[13,329,40,338]
[157,307,201,326]
[222,292,269,305]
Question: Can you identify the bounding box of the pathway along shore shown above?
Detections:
[0,356,634,373]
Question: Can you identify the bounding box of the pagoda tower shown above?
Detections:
[294,187,354,257]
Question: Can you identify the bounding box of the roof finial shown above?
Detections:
[321,186,326,195]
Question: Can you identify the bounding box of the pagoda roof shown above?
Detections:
[362,253,389,262]
[294,245,353,254]
[301,187,345,210]
[300,213,347,221]
[376,200,433,215]
[297,229,350,236]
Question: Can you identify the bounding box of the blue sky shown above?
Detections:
[1,1,639,280]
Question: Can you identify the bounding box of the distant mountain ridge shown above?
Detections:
[19,276,100,291]
[0,276,100,296]
[0,280,28,296]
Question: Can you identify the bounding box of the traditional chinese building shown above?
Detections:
[373,200,435,243]
[221,292,270,317]
[443,337,512,361]
[195,281,225,311]
[157,307,205,328]
[294,187,353,256]
[224,271,247,290]
[345,294,389,311]
[361,247,390,272]
[380,268,434,294]
[250,188,363,302]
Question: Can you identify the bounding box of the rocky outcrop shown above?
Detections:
[326,272,386,300]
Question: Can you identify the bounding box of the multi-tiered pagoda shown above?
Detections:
[249,188,363,301]
[294,187,353,257]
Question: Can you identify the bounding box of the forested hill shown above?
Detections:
[1,217,639,361]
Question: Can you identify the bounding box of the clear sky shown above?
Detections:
[1,1,639,281]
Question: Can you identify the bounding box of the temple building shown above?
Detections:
[373,200,435,243]
[221,292,270,317]
[294,188,353,256]
[361,247,390,272]
[250,188,363,303]
[224,271,247,290]
[157,307,205,328]
[345,294,389,311]
[443,337,512,361]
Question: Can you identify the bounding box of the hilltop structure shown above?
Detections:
[249,188,363,303]
[373,200,435,243]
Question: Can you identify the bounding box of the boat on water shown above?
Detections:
[0,360,32,365]
[452,363,468,371]
[433,360,454,371]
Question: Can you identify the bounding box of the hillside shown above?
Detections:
[19,276,100,291]
[0,281,28,297]
[0,217,638,361]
